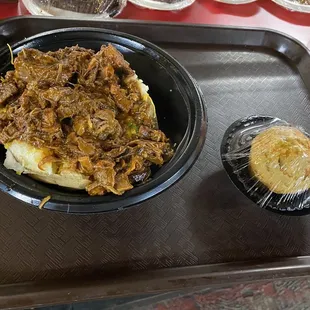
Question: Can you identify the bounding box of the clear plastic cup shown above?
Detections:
[128,0,195,11]
[21,0,127,18]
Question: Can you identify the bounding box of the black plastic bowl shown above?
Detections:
[0,28,206,213]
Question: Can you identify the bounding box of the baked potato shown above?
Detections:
[0,45,173,195]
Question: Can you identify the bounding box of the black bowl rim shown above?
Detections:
[0,27,207,213]
[220,115,310,216]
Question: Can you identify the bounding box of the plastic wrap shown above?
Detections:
[21,0,127,18]
[221,116,310,214]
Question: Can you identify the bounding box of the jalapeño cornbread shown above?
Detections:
[249,126,310,194]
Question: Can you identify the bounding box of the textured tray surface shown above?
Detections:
[0,19,310,286]
[1,44,309,285]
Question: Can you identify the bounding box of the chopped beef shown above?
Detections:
[0,44,174,196]
[0,81,18,105]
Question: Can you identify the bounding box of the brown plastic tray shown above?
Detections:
[1,16,310,309]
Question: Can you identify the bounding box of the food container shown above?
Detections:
[272,0,310,13]
[0,27,206,213]
[128,0,195,11]
[214,0,257,4]
[21,0,127,17]
[221,115,310,215]
[215,0,256,4]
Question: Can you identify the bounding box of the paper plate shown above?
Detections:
[214,0,257,4]
[128,0,195,11]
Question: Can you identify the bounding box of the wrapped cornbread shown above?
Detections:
[221,116,310,214]
[249,126,310,195]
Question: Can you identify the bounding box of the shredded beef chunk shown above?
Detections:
[0,44,174,196]
[14,49,74,87]
[0,81,18,105]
